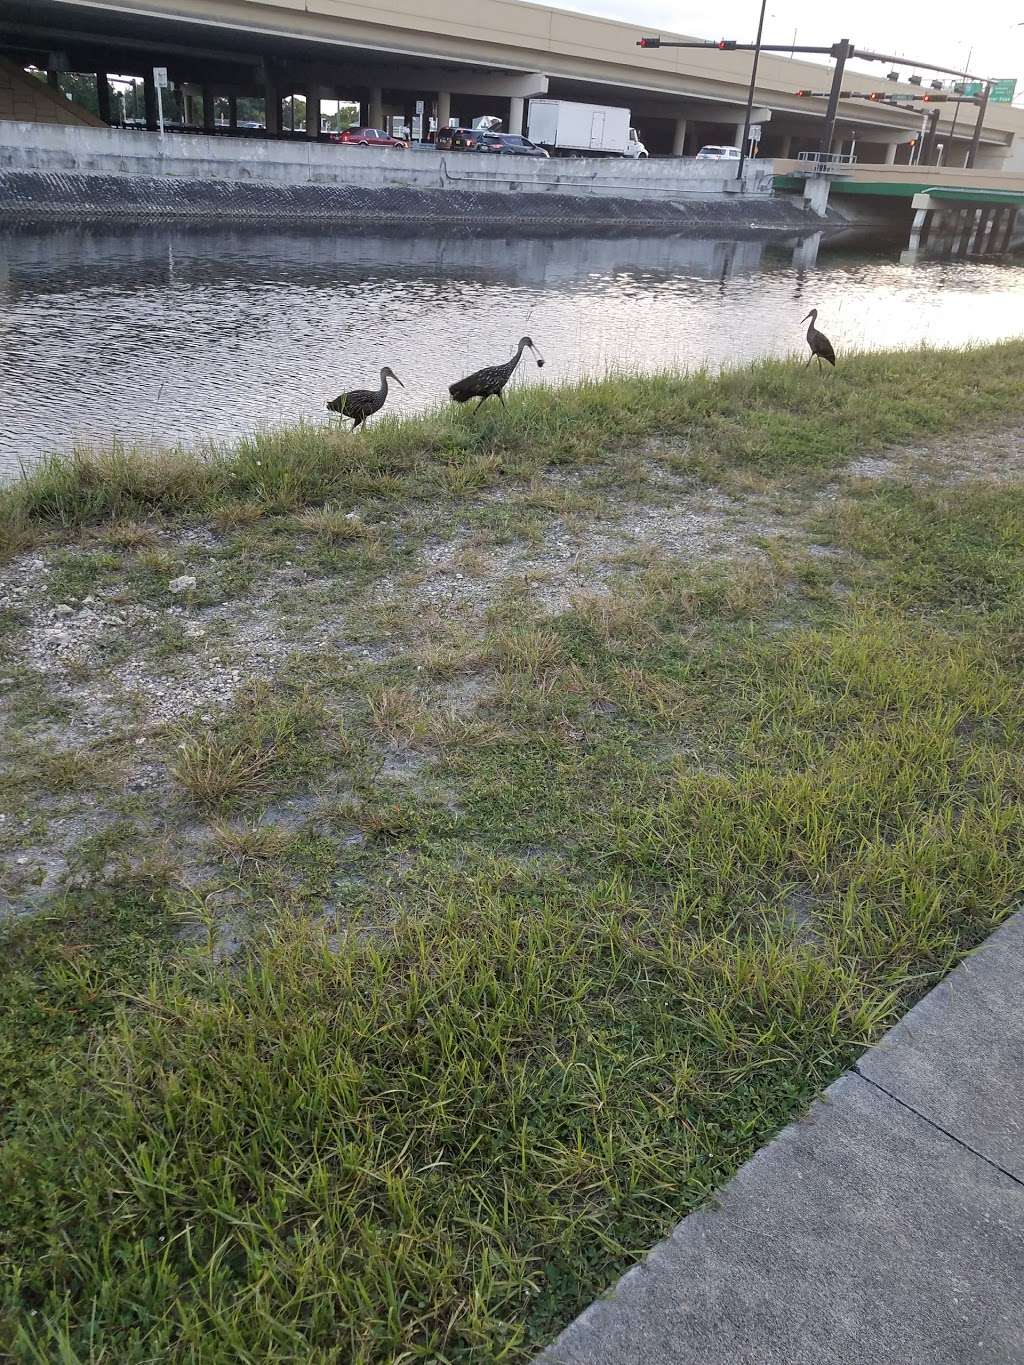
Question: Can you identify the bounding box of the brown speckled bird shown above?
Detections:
[327,367,403,430]
[449,336,545,412]
[801,310,836,372]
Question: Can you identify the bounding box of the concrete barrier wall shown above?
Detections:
[0,122,774,201]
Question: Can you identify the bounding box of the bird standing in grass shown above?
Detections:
[449,336,545,413]
[801,310,836,371]
[326,367,403,430]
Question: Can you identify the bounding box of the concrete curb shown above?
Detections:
[536,913,1024,1365]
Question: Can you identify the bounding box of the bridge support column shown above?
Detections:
[508,96,524,135]
[263,81,280,136]
[96,72,111,125]
[306,90,320,139]
[802,175,831,217]
[228,93,237,130]
[972,208,988,255]
[908,206,929,252]
[203,85,215,133]
[731,122,745,149]
[437,90,451,129]
[672,116,688,157]
[998,207,1018,252]
[777,133,792,158]
[369,86,384,129]
[885,142,899,166]
[143,71,158,131]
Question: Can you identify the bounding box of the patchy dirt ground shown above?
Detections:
[2,427,1021,924]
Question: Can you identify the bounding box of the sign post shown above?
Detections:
[153,66,167,140]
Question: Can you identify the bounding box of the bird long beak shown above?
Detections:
[801,313,812,323]
[394,376,405,387]
[529,344,546,367]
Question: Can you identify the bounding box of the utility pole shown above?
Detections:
[737,0,769,180]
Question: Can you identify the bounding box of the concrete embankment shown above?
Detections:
[0,168,827,230]
[0,121,828,230]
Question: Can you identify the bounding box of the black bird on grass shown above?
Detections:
[801,310,836,371]
[449,336,545,413]
[327,367,403,430]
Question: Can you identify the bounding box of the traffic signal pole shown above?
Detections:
[636,34,993,165]
[819,39,852,158]
[967,83,990,168]
[736,0,769,180]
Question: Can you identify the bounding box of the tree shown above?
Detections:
[27,68,100,116]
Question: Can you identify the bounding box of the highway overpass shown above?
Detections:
[3,0,1024,166]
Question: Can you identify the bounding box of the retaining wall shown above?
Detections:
[0,122,774,201]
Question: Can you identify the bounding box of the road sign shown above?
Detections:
[748,123,762,142]
[153,66,167,140]
[964,78,1016,102]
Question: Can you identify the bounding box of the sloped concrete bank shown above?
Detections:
[0,168,832,232]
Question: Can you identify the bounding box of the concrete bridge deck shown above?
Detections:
[773,160,1024,200]
[4,0,1024,167]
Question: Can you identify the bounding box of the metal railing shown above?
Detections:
[796,150,857,173]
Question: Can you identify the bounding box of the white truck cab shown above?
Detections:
[625,128,648,159]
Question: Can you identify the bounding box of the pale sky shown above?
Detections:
[543,0,1024,101]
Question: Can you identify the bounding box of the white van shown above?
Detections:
[696,145,741,161]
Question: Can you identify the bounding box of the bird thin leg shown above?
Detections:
[804,354,813,368]
[497,390,507,409]
[474,396,487,413]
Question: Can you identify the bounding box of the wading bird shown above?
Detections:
[326,367,403,430]
[449,336,545,413]
[801,310,836,371]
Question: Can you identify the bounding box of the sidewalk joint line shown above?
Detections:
[853,1068,1024,1190]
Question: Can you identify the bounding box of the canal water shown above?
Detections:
[1,223,1023,475]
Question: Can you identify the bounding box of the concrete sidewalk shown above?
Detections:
[537,913,1024,1365]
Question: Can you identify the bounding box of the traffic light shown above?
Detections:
[717,40,737,49]
[636,36,661,47]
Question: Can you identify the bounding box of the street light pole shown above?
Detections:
[736,0,769,181]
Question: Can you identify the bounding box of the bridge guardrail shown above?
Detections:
[796,151,857,175]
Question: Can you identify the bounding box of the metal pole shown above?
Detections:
[819,39,852,159]
[947,47,972,150]
[156,83,164,140]
[966,82,989,168]
[737,0,769,181]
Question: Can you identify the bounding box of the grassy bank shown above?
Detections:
[5,341,1024,555]
[2,345,1024,1361]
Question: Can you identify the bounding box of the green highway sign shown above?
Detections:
[963,78,1016,102]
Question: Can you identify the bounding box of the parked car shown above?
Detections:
[476,133,549,158]
[695,145,741,161]
[331,127,409,149]
[436,126,486,151]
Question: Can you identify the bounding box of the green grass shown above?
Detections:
[2,348,1024,1360]
[4,341,1024,555]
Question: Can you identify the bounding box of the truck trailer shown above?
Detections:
[526,100,648,158]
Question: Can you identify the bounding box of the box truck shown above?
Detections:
[526,100,648,158]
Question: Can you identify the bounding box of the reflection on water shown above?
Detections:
[0,223,1022,472]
